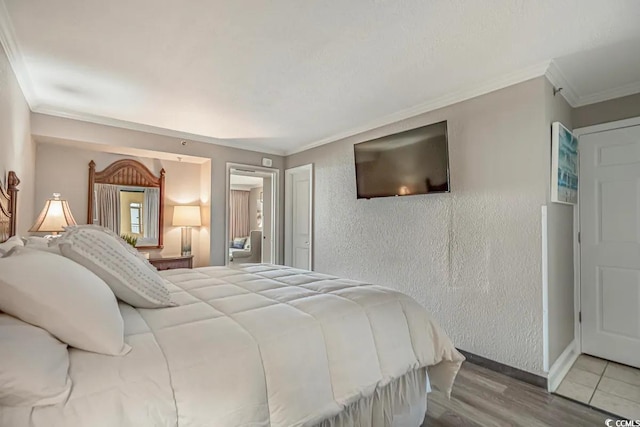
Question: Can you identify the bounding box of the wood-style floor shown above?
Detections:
[423,362,619,426]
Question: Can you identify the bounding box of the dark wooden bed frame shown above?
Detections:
[0,171,19,244]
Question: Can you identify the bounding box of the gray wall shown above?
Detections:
[543,78,576,367]
[287,77,550,374]
[31,113,285,266]
[0,44,35,234]
[573,92,640,129]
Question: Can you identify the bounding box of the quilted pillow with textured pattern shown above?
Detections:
[57,226,173,308]
[62,225,158,271]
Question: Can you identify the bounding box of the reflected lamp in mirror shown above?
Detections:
[172,205,201,256]
[30,193,77,236]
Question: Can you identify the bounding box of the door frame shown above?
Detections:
[573,115,640,356]
[284,164,313,269]
[225,162,280,266]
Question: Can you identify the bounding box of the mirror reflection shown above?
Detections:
[88,159,165,249]
[94,185,160,247]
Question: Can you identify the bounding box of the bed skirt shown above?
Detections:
[317,368,428,427]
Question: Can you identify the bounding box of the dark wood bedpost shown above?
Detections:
[7,171,19,237]
[87,161,96,224]
[159,168,165,249]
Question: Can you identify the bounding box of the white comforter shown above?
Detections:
[1,264,463,427]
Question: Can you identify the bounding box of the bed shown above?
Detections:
[0,172,464,426]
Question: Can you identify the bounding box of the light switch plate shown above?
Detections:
[262,158,272,167]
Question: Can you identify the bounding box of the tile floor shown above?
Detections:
[556,354,640,420]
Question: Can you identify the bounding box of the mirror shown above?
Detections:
[88,160,165,249]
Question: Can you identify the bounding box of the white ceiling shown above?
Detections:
[1,0,640,155]
[550,37,640,106]
[230,174,263,190]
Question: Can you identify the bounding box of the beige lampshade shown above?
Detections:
[172,205,202,227]
[30,193,77,233]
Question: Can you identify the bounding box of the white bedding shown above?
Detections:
[1,264,463,427]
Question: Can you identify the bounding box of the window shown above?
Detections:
[130,202,141,234]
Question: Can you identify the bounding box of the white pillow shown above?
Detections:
[63,224,158,271]
[57,227,173,308]
[0,247,130,356]
[22,235,62,255]
[0,313,72,407]
[0,235,24,256]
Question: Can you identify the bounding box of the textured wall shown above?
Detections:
[573,92,640,129]
[31,113,285,265]
[287,77,549,374]
[543,79,576,368]
[0,44,35,233]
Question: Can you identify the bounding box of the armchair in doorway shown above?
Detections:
[231,230,262,264]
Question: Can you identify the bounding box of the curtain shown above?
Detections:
[95,184,120,234]
[143,187,159,240]
[230,190,250,239]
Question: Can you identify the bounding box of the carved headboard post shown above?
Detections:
[0,171,20,243]
[8,171,20,238]
[87,161,96,224]
[159,168,165,247]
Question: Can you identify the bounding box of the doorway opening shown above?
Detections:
[553,117,640,417]
[225,163,279,265]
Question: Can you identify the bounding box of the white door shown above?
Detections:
[581,124,640,368]
[285,164,313,270]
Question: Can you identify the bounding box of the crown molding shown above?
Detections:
[286,60,552,155]
[545,59,640,108]
[544,60,579,107]
[32,105,287,156]
[3,0,638,158]
[0,0,36,106]
[574,79,640,107]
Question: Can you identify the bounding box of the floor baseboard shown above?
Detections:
[547,340,579,392]
[457,349,547,389]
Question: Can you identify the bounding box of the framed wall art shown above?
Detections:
[551,122,578,205]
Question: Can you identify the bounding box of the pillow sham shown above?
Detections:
[62,224,157,271]
[57,226,173,308]
[0,247,130,356]
[0,313,72,407]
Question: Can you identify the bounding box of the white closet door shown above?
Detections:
[285,165,313,270]
[581,124,640,368]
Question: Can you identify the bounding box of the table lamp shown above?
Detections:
[172,205,201,256]
[29,193,77,237]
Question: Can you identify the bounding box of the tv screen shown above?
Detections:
[354,121,450,199]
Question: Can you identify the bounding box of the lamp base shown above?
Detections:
[180,227,192,256]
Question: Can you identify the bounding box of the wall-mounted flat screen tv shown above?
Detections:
[354,121,450,199]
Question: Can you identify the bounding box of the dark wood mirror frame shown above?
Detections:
[88,160,165,249]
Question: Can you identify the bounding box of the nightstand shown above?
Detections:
[149,255,193,271]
